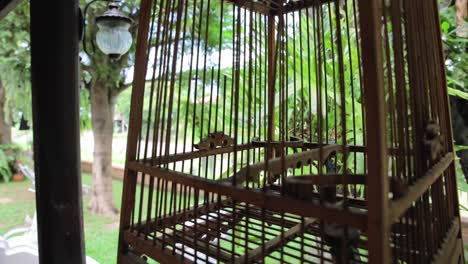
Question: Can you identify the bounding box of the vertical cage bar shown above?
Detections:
[357,0,390,262]
[117,0,154,261]
[430,0,464,258]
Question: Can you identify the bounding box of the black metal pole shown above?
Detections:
[30,0,85,263]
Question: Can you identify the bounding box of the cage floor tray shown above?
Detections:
[128,200,368,263]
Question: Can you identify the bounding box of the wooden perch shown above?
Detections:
[283,174,366,201]
[251,136,304,148]
[224,144,344,184]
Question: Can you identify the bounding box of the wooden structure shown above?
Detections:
[0,0,22,19]
[1,1,86,263]
[29,0,86,263]
[118,0,464,263]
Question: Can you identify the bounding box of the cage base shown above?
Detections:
[126,200,369,263]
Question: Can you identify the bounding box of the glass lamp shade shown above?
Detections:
[95,4,133,58]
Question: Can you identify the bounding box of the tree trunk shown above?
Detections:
[0,77,11,145]
[88,83,118,215]
[455,0,467,38]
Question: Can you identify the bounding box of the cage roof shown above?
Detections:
[226,0,331,15]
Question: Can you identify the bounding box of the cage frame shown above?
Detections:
[116,0,464,263]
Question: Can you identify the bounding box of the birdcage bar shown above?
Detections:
[116,0,153,259]
[357,0,389,261]
[126,164,368,228]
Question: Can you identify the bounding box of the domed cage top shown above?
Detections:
[117,0,464,263]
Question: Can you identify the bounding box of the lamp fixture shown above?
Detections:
[81,0,133,60]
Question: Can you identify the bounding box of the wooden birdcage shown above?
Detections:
[117,0,464,263]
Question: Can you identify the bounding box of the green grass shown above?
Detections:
[0,173,124,264]
[81,173,123,263]
[0,173,186,263]
[0,179,35,234]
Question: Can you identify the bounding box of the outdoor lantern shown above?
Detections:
[95,3,133,59]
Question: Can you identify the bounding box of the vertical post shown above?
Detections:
[117,0,153,261]
[29,0,85,263]
[431,0,464,258]
[357,0,390,263]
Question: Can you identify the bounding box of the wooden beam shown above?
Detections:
[123,231,190,263]
[389,152,454,223]
[139,144,253,166]
[0,0,23,20]
[432,218,461,264]
[224,144,344,184]
[30,0,85,262]
[303,142,366,153]
[449,239,463,263]
[224,0,272,15]
[117,0,153,261]
[284,173,366,186]
[267,13,276,162]
[279,0,334,15]
[357,0,390,262]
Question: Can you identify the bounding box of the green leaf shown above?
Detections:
[441,21,450,33]
[448,87,468,100]
[455,145,468,151]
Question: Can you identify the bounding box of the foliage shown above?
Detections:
[448,87,468,100]
[79,88,93,131]
[439,4,468,211]
[439,6,468,100]
[115,87,132,124]
[0,2,32,125]
[0,148,12,182]
[0,143,23,182]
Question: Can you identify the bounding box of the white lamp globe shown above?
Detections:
[95,3,133,59]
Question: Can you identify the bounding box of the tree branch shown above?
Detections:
[111,81,132,98]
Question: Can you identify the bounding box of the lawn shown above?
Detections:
[0,173,123,264]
